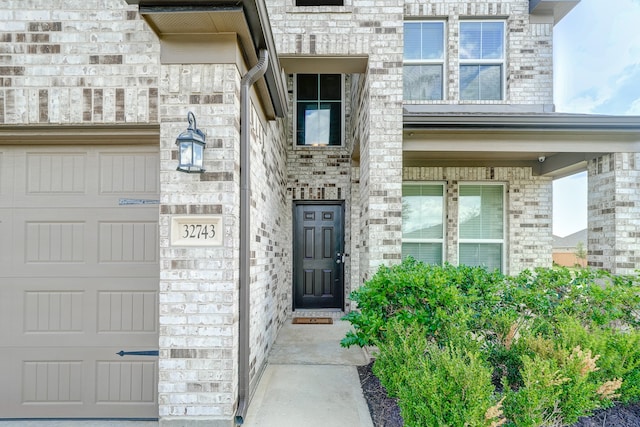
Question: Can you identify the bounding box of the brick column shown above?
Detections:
[587,153,640,275]
[357,4,404,283]
[158,63,241,427]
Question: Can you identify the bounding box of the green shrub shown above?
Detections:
[554,315,640,404]
[341,258,503,348]
[503,354,567,427]
[374,320,499,427]
[342,260,640,426]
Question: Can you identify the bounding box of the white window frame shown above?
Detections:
[458,20,506,101]
[457,182,506,272]
[401,182,446,265]
[293,73,345,148]
[403,20,446,101]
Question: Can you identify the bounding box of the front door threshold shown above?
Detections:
[291,308,345,320]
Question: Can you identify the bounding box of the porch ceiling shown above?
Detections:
[402,113,640,178]
[279,56,369,74]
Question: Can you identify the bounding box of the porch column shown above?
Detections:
[357,5,404,284]
[587,153,640,275]
[158,63,241,427]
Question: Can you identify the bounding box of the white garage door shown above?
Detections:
[0,145,160,419]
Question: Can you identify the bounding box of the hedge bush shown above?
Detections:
[342,258,640,426]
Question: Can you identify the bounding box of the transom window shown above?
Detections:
[459,21,505,100]
[401,183,445,265]
[295,74,343,146]
[403,21,445,101]
[458,184,504,272]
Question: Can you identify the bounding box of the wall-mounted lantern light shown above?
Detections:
[176,111,206,173]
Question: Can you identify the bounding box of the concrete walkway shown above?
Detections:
[242,319,373,427]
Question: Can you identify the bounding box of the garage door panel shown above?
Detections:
[9,209,158,277]
[0,145,159,419]
[26,151,88,194]
[0,148,16,207]
[1,277,158,347]
[0,348,157,418]
[99,151,159,195]
[12,148,159,208]
[97,290,158,334]
[99,220,159,264]
[0,209,11,272]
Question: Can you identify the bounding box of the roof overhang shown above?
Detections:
[529,0,580,25]
[403,114,640,178]
[125,0,287,119]
[279,55,369,74]
[0,124,160,145]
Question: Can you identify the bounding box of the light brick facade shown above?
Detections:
[0,0,638,425]
[0,1,159,125]
[588,153,640,275]
[404,166,553,274]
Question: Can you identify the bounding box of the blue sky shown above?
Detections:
[552,0,640,237]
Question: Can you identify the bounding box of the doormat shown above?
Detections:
[292,317,333,325]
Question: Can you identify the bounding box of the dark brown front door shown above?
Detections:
[293,203,344,309]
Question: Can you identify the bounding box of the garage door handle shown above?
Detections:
[116,350,159,357]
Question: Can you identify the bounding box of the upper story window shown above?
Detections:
[458,184,504,272]
[296,0,343,6]
[402,183,445,265]
[295,74,343,146]
[403,21,445,100]
[459,21,505,101]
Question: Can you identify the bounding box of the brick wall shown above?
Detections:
[268,0,406,282]
[266,0,555,286]
[248,102,290,387]
[158,66,292,425]
[0,0,159,125]
[403,166,553,274]
[588,153,640,275]
[285,74,357,306]
[402,0,553,106]
[158,63,242,421]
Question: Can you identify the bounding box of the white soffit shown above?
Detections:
[279,56,369,74]
[529,0,580,24]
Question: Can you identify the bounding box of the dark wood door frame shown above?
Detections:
[292,201,345,310]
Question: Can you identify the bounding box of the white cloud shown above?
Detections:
[626,97,640,115]
[554,0,640,115]
[552,1,640,236]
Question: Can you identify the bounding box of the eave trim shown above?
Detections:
[0,124,160,145]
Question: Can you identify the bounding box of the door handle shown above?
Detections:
[336,252,347,264]
[116,350,159,357]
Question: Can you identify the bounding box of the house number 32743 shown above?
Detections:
[183,224,215,239]
[171,216,223,247]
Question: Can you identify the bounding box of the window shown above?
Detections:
[402,183,444,265]
[295,74,343,146]
[459,21,504,100]
[403,21,445,100]
[458,184,504,272]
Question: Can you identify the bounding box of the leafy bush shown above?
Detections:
[341,258,503,348]
[343,259,640,426]
[374,320,499,427]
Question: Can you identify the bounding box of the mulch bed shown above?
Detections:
[357,361,403,427]
[357,360,640,427]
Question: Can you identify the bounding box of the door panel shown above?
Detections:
[293,203,344,309]
[0,146,159,419]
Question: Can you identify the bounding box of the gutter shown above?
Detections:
[403,113,640,133]
[236,48,269,426]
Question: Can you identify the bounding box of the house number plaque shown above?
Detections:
[170,215,223,247]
